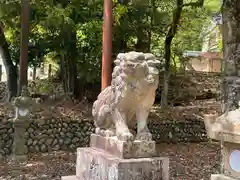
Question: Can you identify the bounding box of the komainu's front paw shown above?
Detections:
[136,132,152,141]
[95,127,101,134]
[118,131,134,142]
[104,129,115,137]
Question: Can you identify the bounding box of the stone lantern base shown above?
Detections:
[222,142,240,178]
[204,114,240,180]
[211,174,238,180]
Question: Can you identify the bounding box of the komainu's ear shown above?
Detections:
[114,59,120,66]
[147,59,161,67]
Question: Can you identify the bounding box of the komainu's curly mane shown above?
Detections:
[92,51,161,141]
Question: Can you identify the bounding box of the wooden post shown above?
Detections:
[101,0,113,91]
[19,0,30,94]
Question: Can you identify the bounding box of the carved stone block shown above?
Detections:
[75,147,169,180]
[222,142,240,178]
[204,114,240,143]
[211,174,238,180]
[204,114,240,179]
[11,120,29,160]
[90,134,156,159]
[61,176,78,180]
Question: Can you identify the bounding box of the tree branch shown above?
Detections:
[183,0,204,8]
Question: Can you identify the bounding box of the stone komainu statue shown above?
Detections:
[92,52,160,141]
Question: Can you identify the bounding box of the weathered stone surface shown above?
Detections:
[216,5,240,180]
[222,142,240,178]
[10,154,28,162]
[205,127,240,144]
[92,52,161,141]
[61,175,78,180]
[12,121,29,157]
[75,147,169,180]
[12,86,38,121]
[204,114,240,144]
[90,134,156,159]
[211,174,237,180]
[10,86,39,160]
[204,114,240,179]
[222,0,240,111]
[0,117,210,158]
[204,112,240,179]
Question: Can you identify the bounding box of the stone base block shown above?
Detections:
[76,147,169,180]
[211,174,237,180]
[90,134,156,159]
[9,155,28,162]
[61,175,78,180]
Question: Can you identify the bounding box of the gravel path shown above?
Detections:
[158,142,220,180]
[0,142,220,180]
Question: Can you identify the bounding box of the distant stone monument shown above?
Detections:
[62,52,169,180]
[10,86,38,161]
[204,102,240,179]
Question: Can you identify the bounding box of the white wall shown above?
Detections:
[0,54,8,82]
[0,54,49,82]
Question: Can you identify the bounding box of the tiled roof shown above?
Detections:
[200,52,223,59]
[183,51,223,59]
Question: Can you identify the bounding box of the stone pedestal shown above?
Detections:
[11,120,29,161]
[222,142,240,178]
[211,174,238,180]
[204,114,240,180]
[90,134,156,159]
[62,134,169,180]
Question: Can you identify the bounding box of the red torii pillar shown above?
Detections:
[101,0,113,91]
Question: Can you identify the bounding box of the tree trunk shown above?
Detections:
[33,65,36,80]
[32,55,37,81]
[48,64,52,78]
[61,29,79,98]
[161,0,183,109]
[60,51,68,93]
[0,23,18,101]
[135,30,149,53]
[135,9,149,53]
[18,0,30,95]
[179,58,186,73]
[222,0,240,111]
[68,31,79,98]
[0,65,2,82]
[160,0,204,109]
[119,39,127,52]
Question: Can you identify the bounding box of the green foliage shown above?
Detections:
[76,20,102,82]
[0,0,221,82]
[29,79,58,94]
[204,0,221,14]
[218,36,223,51]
